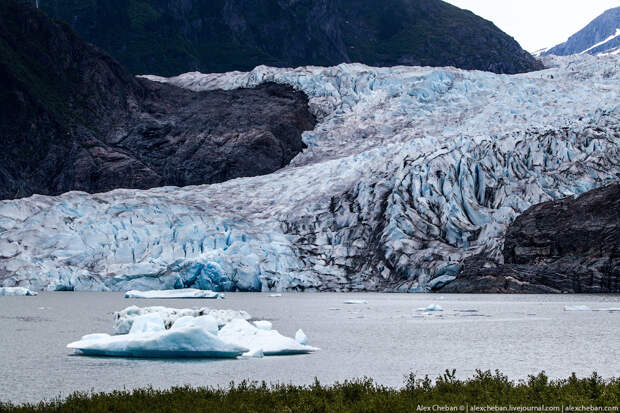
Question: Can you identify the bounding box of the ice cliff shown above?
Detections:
[1,55,619,292]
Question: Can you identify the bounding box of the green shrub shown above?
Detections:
[1,371,619,413]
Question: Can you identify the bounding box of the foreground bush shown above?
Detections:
[1,370,619,413]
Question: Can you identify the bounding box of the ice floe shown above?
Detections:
[564,305,592,311]
[69,307,317,359]
[564,305,620,312]
[417,304,444,312]
[344,300,368,305]
[125,289,222,299]
[0,287,38,296]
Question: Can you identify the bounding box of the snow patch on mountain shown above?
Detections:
[542,7,620,57]
[1,55,619,292]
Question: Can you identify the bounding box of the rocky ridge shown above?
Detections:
[0,0,315,200]
[439,184,619,293]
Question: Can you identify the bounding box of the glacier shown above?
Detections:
[0,54,619,292]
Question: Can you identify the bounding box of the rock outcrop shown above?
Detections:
[38,0,542,76]
[438,184,620,293]
[0,0,315,200]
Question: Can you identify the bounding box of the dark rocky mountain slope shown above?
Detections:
[0,0,315,200]
[37,0,542,76]
[438,184,620,293]
[541,7,620,56]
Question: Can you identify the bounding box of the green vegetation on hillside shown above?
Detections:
[2,371,619,413]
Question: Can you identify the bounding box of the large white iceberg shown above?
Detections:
[125,289,222,299]
[113,306,251,334]
[68,308,317,358]
[0,287,38,296]
[1,55,619,292]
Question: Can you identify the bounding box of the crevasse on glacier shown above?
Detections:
[0,55,618,292]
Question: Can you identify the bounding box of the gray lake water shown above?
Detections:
[1,292,619,404]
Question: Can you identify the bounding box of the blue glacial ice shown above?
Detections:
[67,327,249,358]
[68,308,317,358]
[1,54,619,292]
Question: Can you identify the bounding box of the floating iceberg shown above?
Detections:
[113,306,251,334]
[417,304,444,312]
[564,305,620,312]
[125,289,222,299]
[343,300,368,304]
[219,319,318,356]
[0,287,38,296]
[69,308,317,358]
[564,305,592,311]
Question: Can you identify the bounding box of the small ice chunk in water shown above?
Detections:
[564,305,591,311]
[269,294,282,297]
[295,329,308,345]
[253,320,273,330]
[124,289,222,299]
[0,287,38,296]
[344,300,367,304]
[417,304,443,312]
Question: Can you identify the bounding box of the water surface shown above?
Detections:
[0,292,618,403]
